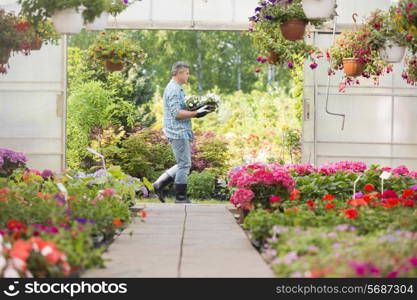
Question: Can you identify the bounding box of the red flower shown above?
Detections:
[383,198,400,208]
[7,220,26,231]
[344,208,359,219]
[402,189,414,199]
[290,189,300,201]
[322,194,334,201]
[325,203,335,210]
[10,240,32,261]
[0,188,10,194]
[402,199,415,207]
[348,198,368,207]
[113,219,122,227]
[140,211,148,219]
[269,195,281,204]
[364,184,375,192]
[307,199,315,210]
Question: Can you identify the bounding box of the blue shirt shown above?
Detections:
[162,79,193,141]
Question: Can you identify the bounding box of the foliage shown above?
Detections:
[263,226,417,278]
[107,0,139,17]
[249,0,325,26]
[116,128,176,182]
[393,0,417,54]
[67,81,113,170]
[402,55,417,85]
[248,11,322,71]
[328,24,393,88]
[18,0,108,24]
[89,31,147,66]
[0,148,27,178]
[366,8,408,50]
[191,131,230,177]
[187,170,216,199]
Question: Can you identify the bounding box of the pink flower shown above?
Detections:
[255,68,261,73]
[409,257,417,267]
[102,188,115,196]
[309,62,318,70]
[230,188,254,206]
[269,195,281,204]
[408,3,415,9]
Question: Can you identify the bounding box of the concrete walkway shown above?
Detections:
[82,203,274,278]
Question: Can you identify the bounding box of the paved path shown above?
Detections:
[82,203,274,278]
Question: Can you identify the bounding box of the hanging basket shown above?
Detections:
[379,41,406,63]
[86,12,109,31]
[0,48,12,65]
[30,38,43,51]
[51,8,84,34]
[105,61,124,71]
[342,58,365,77]
[267,51,280,64]
[280,19,307,41]
[302,0,336,19]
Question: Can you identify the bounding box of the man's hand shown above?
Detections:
[195,105,213,118]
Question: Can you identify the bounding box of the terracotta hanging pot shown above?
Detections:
[30,38,43,51]
[0,48,12,65]
[105,60,124,71]
[280,19,307,41]
[342,58,365,77]
[267,51,280,64]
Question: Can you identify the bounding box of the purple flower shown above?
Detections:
[75,218,87,225]
[264,15,273,20]
[41,169,53,179]
[355,192,364,199]
[411,185,417,191]
[123,0,129,4]
[140,186,149,197]
[64,208,73,215]
[287,61,294,69]
[255,6,262,12]
[310,62,318,69]
[55,194,66,206]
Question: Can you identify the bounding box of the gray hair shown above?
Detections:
[171,61,190,76]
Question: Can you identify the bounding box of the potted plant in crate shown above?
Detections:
[250,0,325,41]
[328,24,393,89]
[89,31,146,72]
[302,0,337,20]
[393,0,417,55]
[366,8,408,63]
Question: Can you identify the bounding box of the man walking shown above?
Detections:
[152,62,213,203]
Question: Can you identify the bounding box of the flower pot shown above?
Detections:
[342,58,365,77]
[302,0,336,19]
[267,51,280,64]
[30,38,43,51]
[379,42,406,63]
[280,19,307,41]
[238,207,250,224]
[105,61,124,71]
[86,12,109,31]
[0,48,11,65]
[51,8,84,34]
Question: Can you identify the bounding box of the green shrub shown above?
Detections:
[117,129,175,182]
[187,170,216,199]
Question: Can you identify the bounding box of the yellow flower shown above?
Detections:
[118,50,123,56]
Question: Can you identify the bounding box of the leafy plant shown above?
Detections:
[393,0,417,54]
[402,56,417,85]
[187,170,216,199]
[89,31,147,67]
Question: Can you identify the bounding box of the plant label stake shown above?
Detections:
[56,182,68,200]
[87,147,106,171]
[352,174,363,199]
[380,171,392,193]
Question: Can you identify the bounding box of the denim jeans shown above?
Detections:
[165,139,192,184]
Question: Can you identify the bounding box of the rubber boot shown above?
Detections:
[152,172,174,203]
[175,184,191,204]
